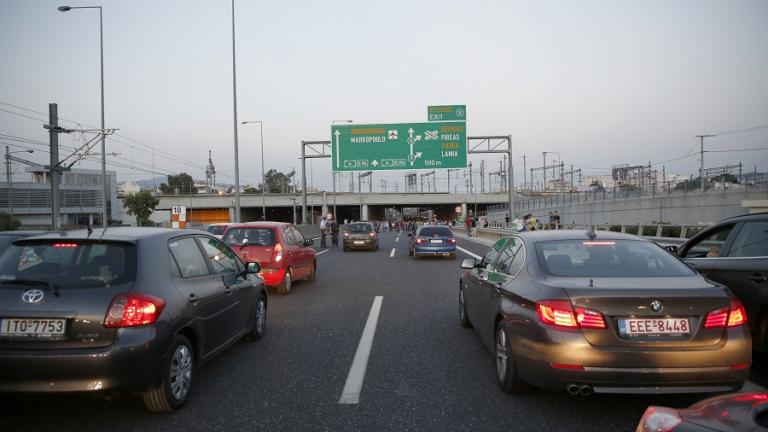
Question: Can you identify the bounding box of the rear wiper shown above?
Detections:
[1,278,60,297]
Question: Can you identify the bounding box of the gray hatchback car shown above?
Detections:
[0,228,266,412]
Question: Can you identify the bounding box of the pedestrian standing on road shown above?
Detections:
[553,211,561,230]
[483,217,489,228]
[465,216,472,237]
[330,219,340,247]
[319,217,327,248]
[548,212,554,230]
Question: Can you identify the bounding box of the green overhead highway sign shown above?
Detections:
[331,122,467,172]
[428,105,466,121]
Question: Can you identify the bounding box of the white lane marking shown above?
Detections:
[316,249,329,256]
[456,246,482,260]
[389,248,396,258]
[339,296,384,404]
[395,237,399,243]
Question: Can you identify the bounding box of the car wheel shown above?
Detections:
[143,334,194,412]
[459,287,471,328]
[276,269,292,295]
[246,293,267,341]
[306,263,316,282]
[495,323,527,393]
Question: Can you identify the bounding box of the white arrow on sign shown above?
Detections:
[408,128,415,139]
[334,130,341,169]
[371,160,379,167]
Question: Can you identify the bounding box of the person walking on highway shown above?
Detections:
[330,219,340,247]
[465,216,472,237]
[553,211,561,230]
[319,217,328,248]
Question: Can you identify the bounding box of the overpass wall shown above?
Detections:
[514,188,768,226]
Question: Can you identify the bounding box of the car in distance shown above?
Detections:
[459,230,751,395]
[223,222,316,294]
[0,230,48,255]
[343,222,379,251]
[636,392,768,432]
[0,227,267,412]
[205,223,232,239]
[671,213,768,356]
[408,225,456,259]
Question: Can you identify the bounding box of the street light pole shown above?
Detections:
[242,120,266,219]
[231,0,241,222]
[58,4,108,227]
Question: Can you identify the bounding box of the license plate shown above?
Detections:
[619,318,690,337]
[430,239,443,244]
[0,318,66,337]
[353,241,364,244]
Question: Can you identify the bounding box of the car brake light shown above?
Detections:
[272,243,284,263]
[582,241,615,246]
[343,232,349,237]
[369,232,376,237]
[705,299,747,329]
[415,237,425,244]
[537,300,578,328]
[637,406,682,432]
[537,300,606,330]
[53,243,79,248]
[104,293,165,328]
[575,307,606,329]
[449,238,456,244]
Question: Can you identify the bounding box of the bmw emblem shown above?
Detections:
[650,300,662,312]
[22,289,45,304]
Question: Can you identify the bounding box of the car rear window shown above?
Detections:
[206,225,226,236]
[537,239,694,277]
[348,223,373,233]
[223,228,275,246]
[0,241,137,288]
[418,227,453,237]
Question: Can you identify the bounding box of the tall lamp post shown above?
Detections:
[230,0,241,222]
[331,120,353,218]
[5,148,34,217]
[241,120,266,219]
[58,5,108,228]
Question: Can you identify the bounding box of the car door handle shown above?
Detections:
[750,274,768,283]
[188,294,199,303]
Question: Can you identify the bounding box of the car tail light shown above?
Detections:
[369,232,376,237]
[104,293,165,328]
[272,243,284,263]
[449,238,456,244]
[416,237,425,244]
[537,300,578,328]
[705,299,747,329]
[730,362,751,370]
[343,232,349,237]
[537,300,606,330]
[575,307,606,329]
[637,406,682,432]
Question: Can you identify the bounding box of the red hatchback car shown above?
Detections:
[223,222,316,294]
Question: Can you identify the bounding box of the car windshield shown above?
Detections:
[0,241,136,288]
[206,225,226,236]
[348,224,373,233]
[537,239,694,277]
[224,228,275,246]
[418,227,453,237]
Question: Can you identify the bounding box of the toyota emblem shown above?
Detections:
[650,300,662,312]
[22,289,45,304]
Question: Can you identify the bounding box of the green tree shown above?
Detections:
[159,172,195,194]
[0,212,21,231]
[123,190,160,227]
[243,185,259,194]
[712,173,739,184]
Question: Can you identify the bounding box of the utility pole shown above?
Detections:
[542,152,547,191]
[522,155,526,190]
[696,134,715,193]
[48,103,61,230]
[480,160,485,193]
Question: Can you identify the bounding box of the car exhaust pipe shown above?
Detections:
[566,384,580,395]
[579,385,593,396]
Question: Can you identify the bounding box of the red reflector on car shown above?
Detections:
[550,363,584,371]
[53,243,79,248]
[730,362,751,370]
[104,293,166,328]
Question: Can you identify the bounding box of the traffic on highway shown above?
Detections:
[1,218,767,431]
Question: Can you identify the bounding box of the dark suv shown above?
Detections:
[674,213,768,354]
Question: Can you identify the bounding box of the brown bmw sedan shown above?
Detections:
[459,230,751,395]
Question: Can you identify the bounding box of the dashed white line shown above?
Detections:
[456,246,482,260]
[316,249,329,256]
[395,237,399,242]
[389,248,396,258]
[339,296,383,404]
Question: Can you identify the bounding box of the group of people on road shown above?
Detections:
[319,215,340,248]
[511,210,561,232]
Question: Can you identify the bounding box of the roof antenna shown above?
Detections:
[585,225,597,241]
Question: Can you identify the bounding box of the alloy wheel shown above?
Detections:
[495,327,508,382]
[169,344,193,401]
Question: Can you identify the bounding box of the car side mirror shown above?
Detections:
[304,239,314,247]
[665,245,678,254]
[246,262,260,274]
[461,258,477,269]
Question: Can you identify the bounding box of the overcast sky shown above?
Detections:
[1,0,766,192]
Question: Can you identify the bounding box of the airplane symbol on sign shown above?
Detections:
[388,130,398,140]
[425,130,438,140]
